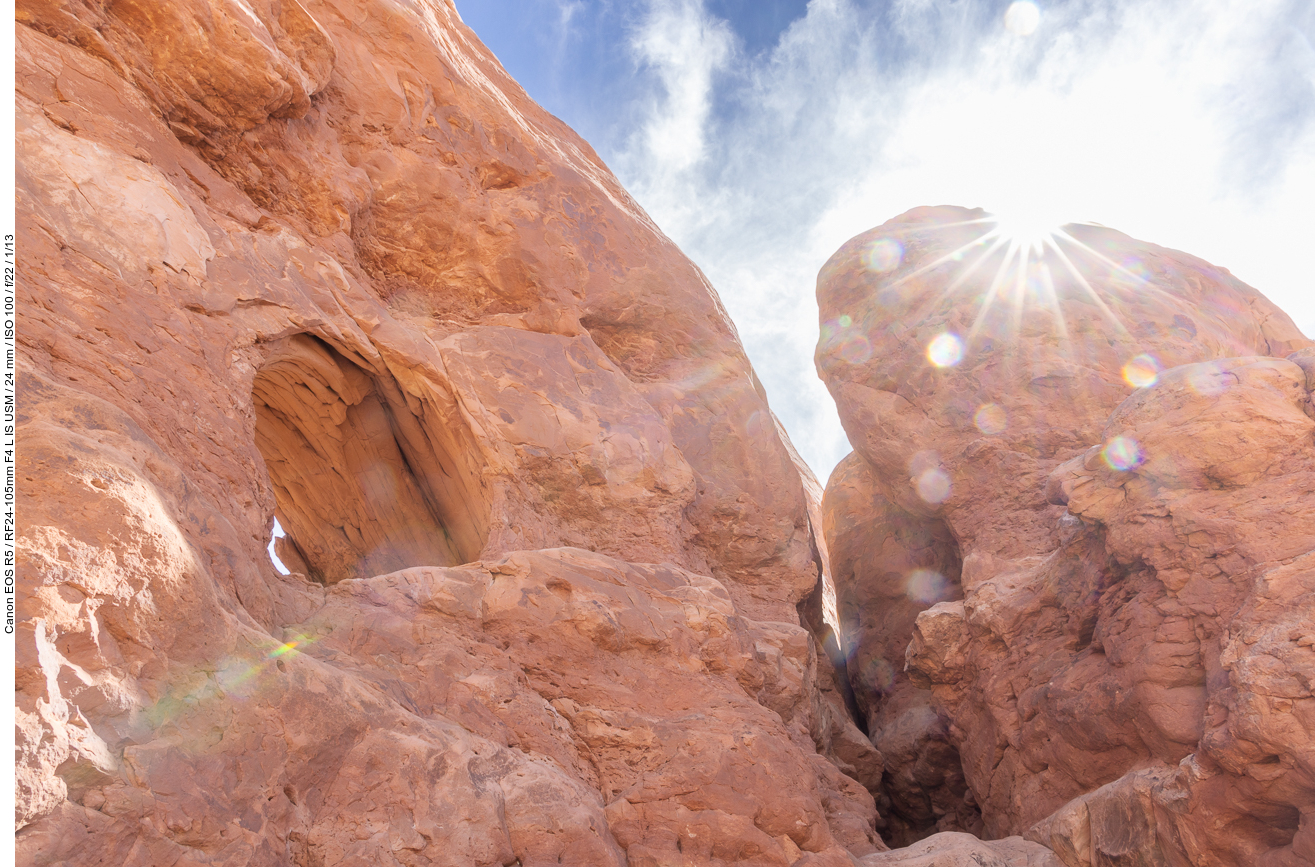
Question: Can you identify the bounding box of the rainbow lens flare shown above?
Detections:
[1102,436,1144,471]
[1122,354,1160,388]
[863,238,904,273]
[974,403,1007,435]
[915,467,952,504]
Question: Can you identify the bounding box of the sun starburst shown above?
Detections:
[991,208,1062,254]
[867,207,1161,371]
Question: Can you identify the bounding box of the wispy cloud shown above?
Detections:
[555,0,586,28]
[612,0,1315,480]
[623,0,736,223]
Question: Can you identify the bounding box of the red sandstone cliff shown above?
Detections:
[15,1,882,864]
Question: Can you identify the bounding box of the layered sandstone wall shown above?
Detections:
[818,206,1314,865]
[14,2,885,864]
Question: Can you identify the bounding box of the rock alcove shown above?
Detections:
[253,334,488,584]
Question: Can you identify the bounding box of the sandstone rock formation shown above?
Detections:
[858,832,1060,867]
[15,1,884,864]
[818,206,1314,865]
[23,0,1309,862]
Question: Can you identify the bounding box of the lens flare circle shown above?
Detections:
[927,333,964,368]
[1122,353,1160,388]
[838,334,873,364]
[863,238,904,273]
[1187,361,1230,397]
[1004,1,1041,36]
[1102,436,1144,471]
[821,315,873,365]
[915,467,952,504]
[974,403,1007,435]
[906,569,951,604]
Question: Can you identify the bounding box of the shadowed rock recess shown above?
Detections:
[12,3,1308,867]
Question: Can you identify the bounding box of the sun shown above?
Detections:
[876,203,1155,361]
[989,207,1065,253]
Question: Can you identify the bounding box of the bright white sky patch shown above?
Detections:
[1004,2,1041,36]
[463,0,1315,481]
[268,518,290,575]
[630,0,735,173]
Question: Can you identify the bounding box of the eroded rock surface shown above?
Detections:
[819,206,1314,864]
[15,1,881,864]
[859,832,1061,867]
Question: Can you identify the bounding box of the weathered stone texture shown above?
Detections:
[15,1,881,864]
[819,206,1314,864]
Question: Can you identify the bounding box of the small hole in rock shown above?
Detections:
[268,518,291,575]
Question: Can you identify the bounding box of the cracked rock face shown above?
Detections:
[15,1,885,864]
[819,206,1314,864]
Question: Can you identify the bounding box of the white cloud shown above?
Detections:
[613,0,1315,480]
[627,0,735,175]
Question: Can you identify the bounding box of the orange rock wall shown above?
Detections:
[14,2,883,864]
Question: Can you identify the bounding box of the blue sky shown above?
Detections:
[458,0,1315,481]
[458,1,816,149]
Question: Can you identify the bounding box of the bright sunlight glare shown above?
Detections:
[268,518,290,575]
[988,208,1067,253]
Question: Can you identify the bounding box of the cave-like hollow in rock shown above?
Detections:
[253,333,487,584]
